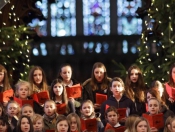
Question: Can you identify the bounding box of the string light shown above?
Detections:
[20,73,23,77]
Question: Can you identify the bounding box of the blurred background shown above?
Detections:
[0,0,148,84]
[29,0,143,84]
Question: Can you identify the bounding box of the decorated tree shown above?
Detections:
[135,0,175,85]
[114,0,175,86]
[0,0,44,84]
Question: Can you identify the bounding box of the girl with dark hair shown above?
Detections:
[125,64,146,116]
[16,115,34,132]
[104,106,124,131]
[50,79,75,114]
[58,63,79,87]
[0,116,12,132]
[57,63,81,114]
[82,62,112,104]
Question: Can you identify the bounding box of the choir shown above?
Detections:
[0,62,175,132]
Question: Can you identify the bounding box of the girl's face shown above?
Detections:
[21,117,30,132]
[0,107,2,117]
[22,106,34,117]
[17,84,29,100]
[110,81,124,97]
[70,117,78,132]
[33,69,43,85]
[148,100,159,115]
[7,103,18,118]
[0,71,4,84]
[171,67,175,82]
[106,111,119,126]
[130,69,139,83]
[57,120,69,132]
[94,67,105,82]
[53,83,64,96]
[33,119,43,132]
[60,66,72,82]
[171,120,175,132]
[81,102,94,118]
[0,120,7,132]
[146,92,153,102]
[44,102,56,116]
[136,120,148,132]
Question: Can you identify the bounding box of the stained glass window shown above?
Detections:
[83,42,109,53]
[60,44,74,55]
[117,0,142,35]
[83,0,110,36]
[51,0,76,36]
[28,0,48,36]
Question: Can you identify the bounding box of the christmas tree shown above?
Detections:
[0,0,44,84]
[135,0,175,85]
